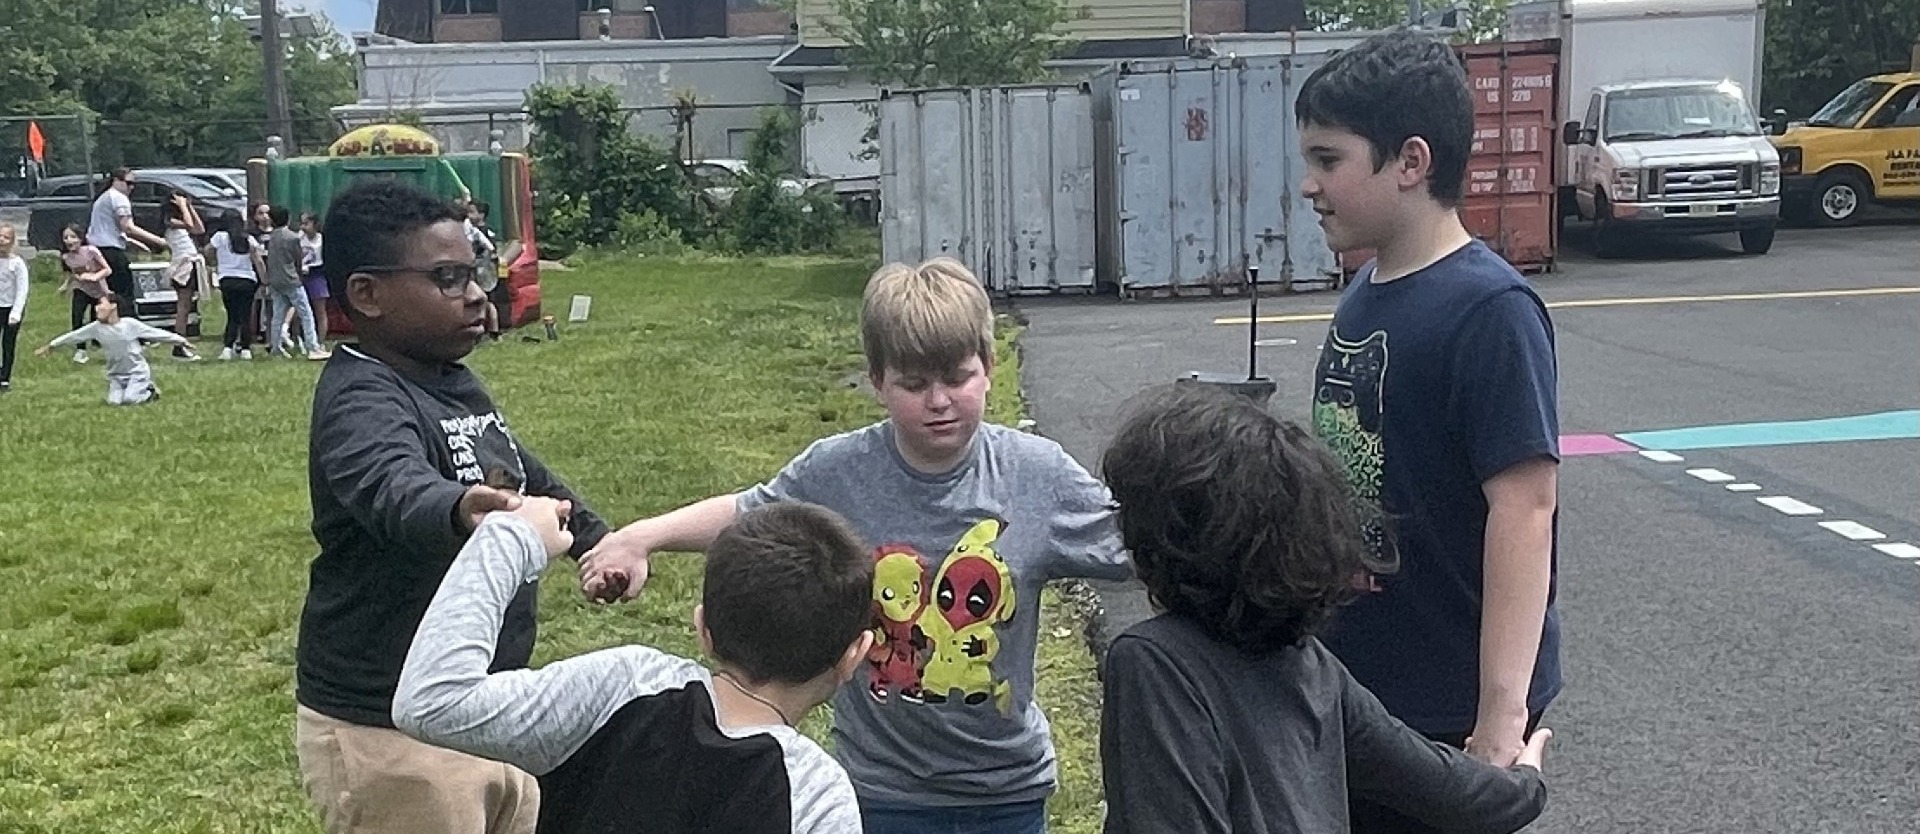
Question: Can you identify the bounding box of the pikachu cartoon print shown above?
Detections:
[918,518,1017,712]
[867,545,931,704]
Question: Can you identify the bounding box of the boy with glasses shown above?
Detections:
[293,179,610,834]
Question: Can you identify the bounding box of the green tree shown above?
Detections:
[0,0,356,169]
[1762,0,1920,118]
[827,0,1083,88]
[525,83,690,256]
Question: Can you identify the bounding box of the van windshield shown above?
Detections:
[1603,85,1762,142]
[1806,79,1894,128]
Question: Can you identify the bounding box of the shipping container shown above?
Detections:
[1091,53,1342,296]
[1339,39,1563,275]
[1460,39,1562,271]
[879,85,1098,295]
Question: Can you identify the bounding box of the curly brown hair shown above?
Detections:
[1100,384,1394,654]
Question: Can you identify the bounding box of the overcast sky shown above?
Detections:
[309,0,376,35]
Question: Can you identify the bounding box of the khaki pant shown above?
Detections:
[295,706,540,834]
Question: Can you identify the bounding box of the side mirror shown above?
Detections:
[1769,108,1790,136]
[1561,121,1581,146]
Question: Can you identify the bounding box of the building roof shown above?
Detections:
[769,36,1191,73]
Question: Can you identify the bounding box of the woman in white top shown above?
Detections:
[298,211,330,346]
[162,194,205,361]
[206,214,265,361]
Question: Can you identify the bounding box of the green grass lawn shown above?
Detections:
[0,252,1105,833]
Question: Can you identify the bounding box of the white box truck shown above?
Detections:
[1511,0,1782,256]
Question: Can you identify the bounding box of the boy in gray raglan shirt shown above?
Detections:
[580,258,1132,832]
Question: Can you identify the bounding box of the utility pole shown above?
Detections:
[261,0,297,156]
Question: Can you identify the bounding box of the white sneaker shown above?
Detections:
[239,349,253,360]
[73,349,89,364]
[219,347,235,361]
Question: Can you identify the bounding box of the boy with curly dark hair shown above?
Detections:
[1096,385,1551,834]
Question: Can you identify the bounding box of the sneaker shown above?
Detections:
[219,347,235,361]
[73,349,89,364]
[175,348,202,363]
[306,349,332,361]
[239,349,253,360]
[0,381,10,393]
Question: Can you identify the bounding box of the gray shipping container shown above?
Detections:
[1092,53,1342,295]
[879,84,1098,295]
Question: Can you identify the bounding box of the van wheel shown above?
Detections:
[1812,171,1869,227]
[1592,194,1624,259]
[1739,225,1775,255]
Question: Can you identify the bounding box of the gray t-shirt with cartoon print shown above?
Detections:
[737,420,1133,809]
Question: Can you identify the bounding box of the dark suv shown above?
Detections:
[9,171,247,251]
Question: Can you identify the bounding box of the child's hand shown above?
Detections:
[7,312,18,326]
[1514,728,1552,772]
[509,496,575,560]
[578,530,652,605]
[456,484,522,533]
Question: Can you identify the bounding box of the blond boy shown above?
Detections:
[582,258,1132,833]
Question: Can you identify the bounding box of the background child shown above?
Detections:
[1296,31,1562,834]
[580,258,1134,832]
[1096,384,1550,834]
[35,294,188,405]
[464,200,501,340]
[57,223,110,364]
[207,214,263,361]
[299,211,331,348]
[0,224,26,392]
[295,178,609,834]
[395,499,870,834]
[162,193,206,362]
[263,206,327,361]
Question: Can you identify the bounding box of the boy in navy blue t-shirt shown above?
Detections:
[1297,31,1563,834]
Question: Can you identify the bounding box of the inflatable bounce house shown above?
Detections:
[247,124,543,335]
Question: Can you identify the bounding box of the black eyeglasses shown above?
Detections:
[357,263,481,298]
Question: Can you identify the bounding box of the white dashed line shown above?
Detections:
[1725,483,1763,492]
[1757,496,1824,516]
[1818,521,1886,541]
[1872,543,1920,560]
[1640,450,1685,463]
[1687,468,1736,483]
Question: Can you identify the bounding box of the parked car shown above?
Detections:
[677,158,831,210]
[8,170,247,251]
[143,167,250,200]
[1770,71,1920,226]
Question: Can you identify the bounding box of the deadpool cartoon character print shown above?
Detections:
[863,518,1018,713]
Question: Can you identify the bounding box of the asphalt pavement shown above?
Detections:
[1015,221,1920,831]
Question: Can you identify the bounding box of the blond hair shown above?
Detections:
[860,258,994,378]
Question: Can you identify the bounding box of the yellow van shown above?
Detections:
[1771,72,1920,225]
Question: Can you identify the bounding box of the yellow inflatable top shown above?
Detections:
[329,124,440,157]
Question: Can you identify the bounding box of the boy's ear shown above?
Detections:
[1395,136,1435,193]
[836,631,875,684]
[345,273,384,320]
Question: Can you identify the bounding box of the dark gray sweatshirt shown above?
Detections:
[1101,615,1547,834]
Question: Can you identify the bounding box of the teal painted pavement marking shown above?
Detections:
[1617,410,1920,451]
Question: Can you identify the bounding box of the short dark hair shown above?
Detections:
[269,205,291,228]
[1294,30,1473,206]
[703,502,873,685]
[321,179,465,316]
[1100,385,1394,655]
[469,199,489,217]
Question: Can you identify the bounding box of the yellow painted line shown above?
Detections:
[1213,286,1920,325]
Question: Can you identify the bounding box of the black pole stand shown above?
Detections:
[1176,263,1277,404]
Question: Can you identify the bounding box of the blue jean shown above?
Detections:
[266,284,320,355]
[860,799,1047,834]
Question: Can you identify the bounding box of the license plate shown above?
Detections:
[1688,203,1720,217]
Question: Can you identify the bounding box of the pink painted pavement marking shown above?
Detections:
[1560,434,1639,457]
